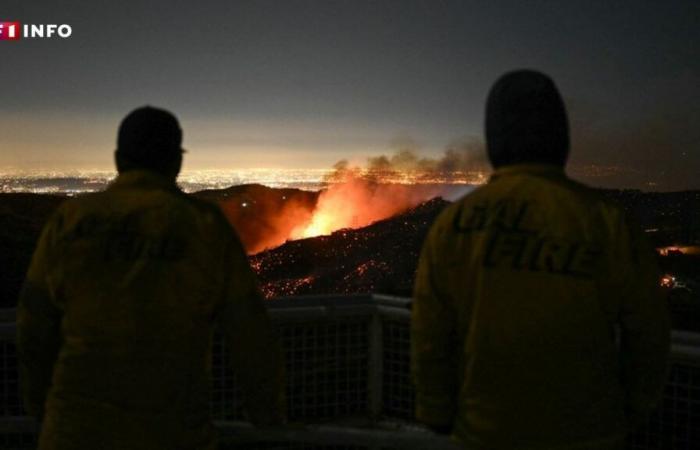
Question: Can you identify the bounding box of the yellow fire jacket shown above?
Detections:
[412,164,670,449]
[17,170,285,450]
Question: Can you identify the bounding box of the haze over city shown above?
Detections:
[1,0,698,190]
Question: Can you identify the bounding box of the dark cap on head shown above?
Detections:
[485,70,569,168]
[116,106,183,175]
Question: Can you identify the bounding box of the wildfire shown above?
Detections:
[289,171,458,239]
[657,246,700,256]
[284,144,487,239]
[661,274,676,288]
[221,147,487,252]
[295,210,339,238]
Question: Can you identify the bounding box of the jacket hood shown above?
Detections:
[485,70,569,168]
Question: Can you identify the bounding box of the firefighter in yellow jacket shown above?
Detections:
[17,106,285,450]
[412,70,670,449]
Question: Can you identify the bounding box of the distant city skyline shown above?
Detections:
[1,1,698,190]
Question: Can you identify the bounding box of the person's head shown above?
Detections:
[485,70,569,169]
[115,106,184,179]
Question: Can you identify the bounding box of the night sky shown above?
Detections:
[1,1,698,190]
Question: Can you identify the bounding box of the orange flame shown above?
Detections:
[657,246,700,256]
[291,171,454,239]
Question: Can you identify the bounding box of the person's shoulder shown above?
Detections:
[28,192,107,241]
[175,191,220,216]
[546,174,624,215]
[552,177,638,244]
[174,192,232,230]
[50,191,105,219]
[559,175,602,199]
[428,184,489,237]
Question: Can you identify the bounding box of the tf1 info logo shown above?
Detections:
[0,22,73,40]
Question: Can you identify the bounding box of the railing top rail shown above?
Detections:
[670,329,700,347]
[266,293,412,309]
[1,295,699,348]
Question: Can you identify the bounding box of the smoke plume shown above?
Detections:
[290,137,489,239]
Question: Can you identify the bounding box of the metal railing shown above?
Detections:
[1,295,699,449]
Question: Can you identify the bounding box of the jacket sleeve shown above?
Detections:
[215,226,286,426]
[613,214,671,427]
[16,213,63,419]
[411,224,458,429]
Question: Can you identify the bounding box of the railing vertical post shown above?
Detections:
[368,309,383,422]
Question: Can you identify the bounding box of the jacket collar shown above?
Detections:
[489,163,566,182]
[108,169,181,193]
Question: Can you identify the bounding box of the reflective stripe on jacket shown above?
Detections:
[411,164,670,449]
[17,170,285,450]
